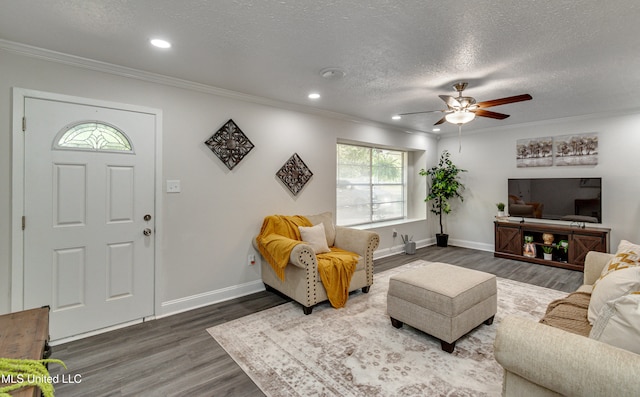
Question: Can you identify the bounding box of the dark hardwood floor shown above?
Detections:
[49,246,583,396]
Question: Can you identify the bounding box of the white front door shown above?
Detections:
[22,96,156,340]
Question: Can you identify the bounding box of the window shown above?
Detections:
[336,143,406,226]
[54,122,133,152]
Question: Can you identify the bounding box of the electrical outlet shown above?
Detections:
[392,228,398,238]
[166,179,181,193]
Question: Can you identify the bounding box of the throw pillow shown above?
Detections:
[299,223,331,254]
[588,266,640,325]
[594,240,640,289]
[590,292,640,355]
[305,212,336,247]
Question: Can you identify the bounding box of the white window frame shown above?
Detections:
[336,143,408,227]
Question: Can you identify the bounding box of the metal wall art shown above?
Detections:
[276,153,313,196]
[204,119,254,170]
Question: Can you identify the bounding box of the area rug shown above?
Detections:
[207,260,566,397]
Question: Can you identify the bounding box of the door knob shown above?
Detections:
[143,228,152,236]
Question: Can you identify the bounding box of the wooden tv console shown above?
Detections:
[494,220,610,271]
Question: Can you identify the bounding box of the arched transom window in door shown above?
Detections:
[53,121,134,153]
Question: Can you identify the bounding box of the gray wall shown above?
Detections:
[3,45,639,319]
[436,113,640,251]
[0,48,434,315]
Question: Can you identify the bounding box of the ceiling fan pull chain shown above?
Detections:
[459,125,462,153]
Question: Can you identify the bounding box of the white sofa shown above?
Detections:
[494,251,640,396]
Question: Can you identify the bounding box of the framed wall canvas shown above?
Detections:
[554,133,598,166]
[516,137,553,167]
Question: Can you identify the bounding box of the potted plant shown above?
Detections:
[556,239,569,262]
[401,234,416,255]
[496,202,506,217]
[419,150,466,247]
[523,235,536,257]
[542,245,554,260]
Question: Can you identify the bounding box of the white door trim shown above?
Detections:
[11,88,163,323]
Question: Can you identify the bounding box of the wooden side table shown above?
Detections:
[0,307,50,397]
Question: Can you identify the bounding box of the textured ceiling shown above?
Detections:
[2,1,640,134]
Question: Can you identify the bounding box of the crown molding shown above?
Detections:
[0,39,431,137]
[437,106,640,138]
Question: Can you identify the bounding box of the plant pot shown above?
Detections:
[436,233,449,247]
[497,211,505,217]
[405,241,416,255]
[523,242,536,257]
[543,253,553,260]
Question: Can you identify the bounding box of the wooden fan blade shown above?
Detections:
[398,110,444,116]
[473,109,510,119]
[439,95,461,109]
[434,116,447,125]
[476,94,532,108]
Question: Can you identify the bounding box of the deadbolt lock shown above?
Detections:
[144,214,152,221]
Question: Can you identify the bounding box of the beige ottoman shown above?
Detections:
[387,262,497,353]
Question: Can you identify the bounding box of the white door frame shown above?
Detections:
[11,88,163,323]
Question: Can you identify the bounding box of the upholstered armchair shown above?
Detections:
[253,212,380,314]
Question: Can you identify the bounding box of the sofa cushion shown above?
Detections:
[590,292,640,354]
[299,223,331,254]
[588,267,640,325]
[594,240,640,289]
[305,212,335,247]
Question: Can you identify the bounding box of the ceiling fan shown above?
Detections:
[399,82,532,126]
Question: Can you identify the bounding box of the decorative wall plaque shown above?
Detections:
[276,153,313,196]
[204,119,254,170]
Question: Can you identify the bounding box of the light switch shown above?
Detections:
[166,180,181,193]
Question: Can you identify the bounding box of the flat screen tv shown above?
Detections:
[507,178,602,223]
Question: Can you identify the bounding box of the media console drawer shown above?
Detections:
[494,221,610,271]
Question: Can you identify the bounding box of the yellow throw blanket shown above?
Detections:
[256,215,358,308]
[256,215,311,280]
[316,247,358,308]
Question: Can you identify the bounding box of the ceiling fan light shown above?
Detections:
[445,110,476,125]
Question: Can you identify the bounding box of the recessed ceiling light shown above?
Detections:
[320,67,346,80]
[308,93,321,99]
[392,115,401,120]
[150,39,171,49]
[433,128,441,132]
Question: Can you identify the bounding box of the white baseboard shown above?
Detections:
[448,238,494,252]
[374,237,492,258]
[157,279,265,319]
[50,318,150,345]
[374,238,433,259]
